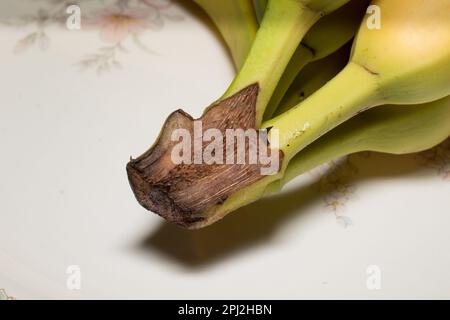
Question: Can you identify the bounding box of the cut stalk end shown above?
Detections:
[127,84,284,228]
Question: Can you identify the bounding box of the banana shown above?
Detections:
[253,0,267,23]
[217,97,450,230]
[264,0,370,119]
[223,0,350,125]
[127,0,351,228]
[127,0,450,229]
[196,0,365,114]
[201,0,450,228]
[264,0,450,163]
[275,41,351,116]
[269,95,450,192]
[192,0,258,69]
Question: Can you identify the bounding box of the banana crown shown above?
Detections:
[351,0,450,104]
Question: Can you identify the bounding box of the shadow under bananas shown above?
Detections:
[137,149,436,269]
[138,182,320,269]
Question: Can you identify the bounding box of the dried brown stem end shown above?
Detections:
[127,84,283,228]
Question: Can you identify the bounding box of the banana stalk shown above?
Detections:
[225,0,450,226]
[264,0,369,119]
[268,95,450,193]
[196,0,366,118]
[222,0,350,124]
[253,0,267,23]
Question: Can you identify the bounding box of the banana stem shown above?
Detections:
[263,45,314,120]
[264,62,380,162]
[279,128,360,187]
[224,0,322,125]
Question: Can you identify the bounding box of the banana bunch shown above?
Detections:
[127,0,450,229]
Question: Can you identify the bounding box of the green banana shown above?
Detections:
[207,0,450,228]
[222,0,351,125]
[264,0,370,119]
[265,0,450,163]
[275,41,351,116]
[127,0,351,228]
[192,0,258,69]
[268,95,450,193]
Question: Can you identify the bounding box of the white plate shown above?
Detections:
[0,0,449,300]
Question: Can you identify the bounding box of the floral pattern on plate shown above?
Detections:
[1,0,183,74]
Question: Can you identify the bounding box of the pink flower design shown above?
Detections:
[92,9,152,43]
